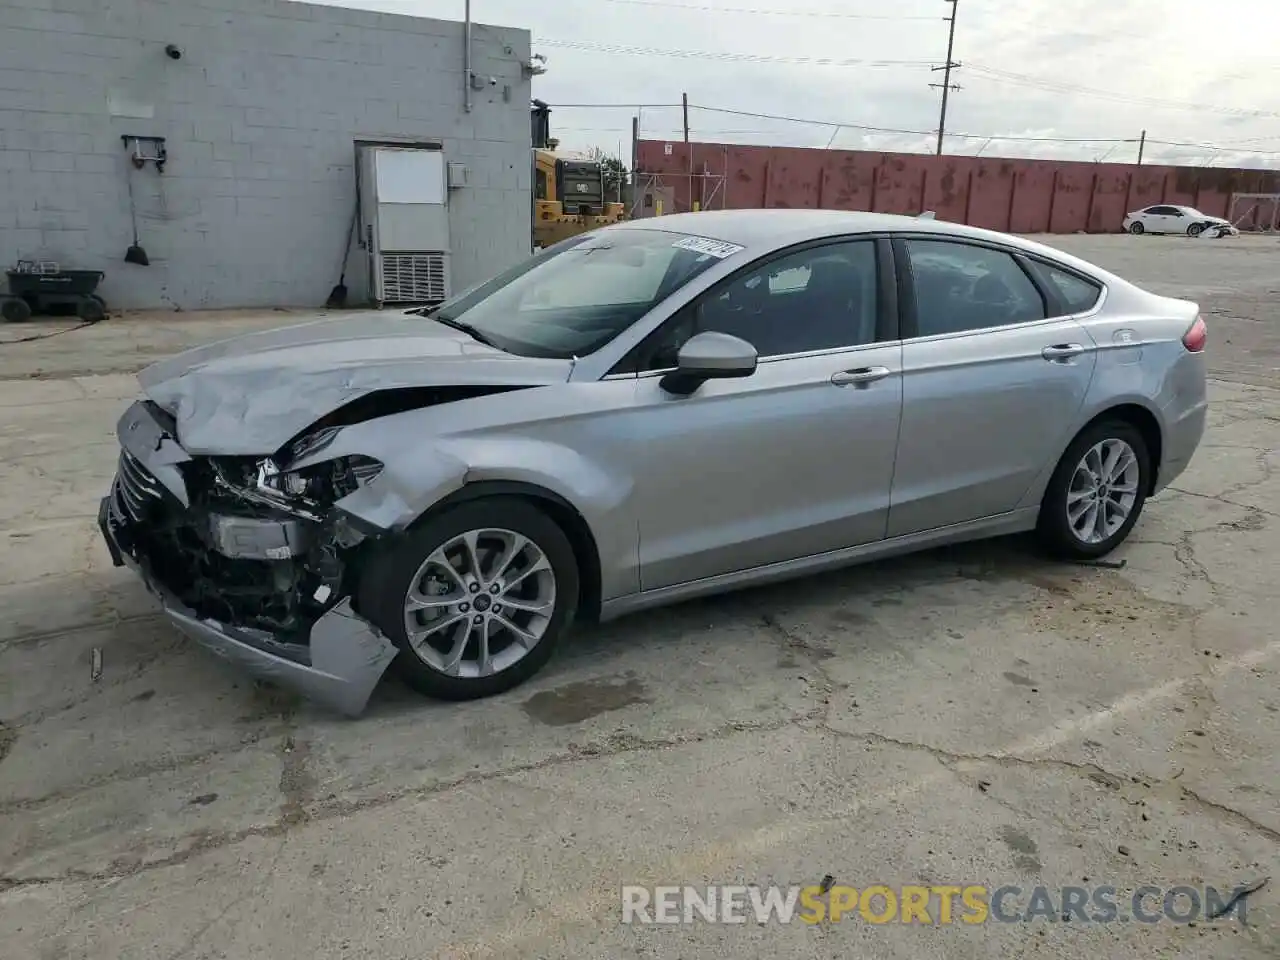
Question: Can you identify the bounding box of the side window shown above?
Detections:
[535,168,548,201]
[632,240,879,371]
[1026,260,1103,316]
[905,240,1045,337]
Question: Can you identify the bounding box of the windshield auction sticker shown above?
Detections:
[672,236,745,259]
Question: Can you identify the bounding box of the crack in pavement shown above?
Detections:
[0,707,825,893]
[160,835,287,960]
[821,728,1280,846]
[1179,787,1280,843]
[2,636,186,732]
[0,611,164,652]
[0,721,280,815]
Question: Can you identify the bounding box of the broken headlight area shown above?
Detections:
[261,455,384,501]
[114,451,384,639]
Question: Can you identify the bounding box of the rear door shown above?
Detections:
[617,237,905,590]
[887,236,1099,538]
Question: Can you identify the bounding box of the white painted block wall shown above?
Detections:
[0,0,532,310]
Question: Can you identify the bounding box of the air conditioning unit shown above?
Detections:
[359,146,452,306]
[380,252,449,303]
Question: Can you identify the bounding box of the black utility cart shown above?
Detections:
[1,263,107,322]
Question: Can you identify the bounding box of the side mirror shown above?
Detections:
[659,331,758,396]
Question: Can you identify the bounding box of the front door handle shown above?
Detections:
[1042,343,1085,362]
[831,366,891,387]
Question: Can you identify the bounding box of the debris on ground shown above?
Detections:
[1207,877,1269,920]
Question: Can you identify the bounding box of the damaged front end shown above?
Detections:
[99,400,397,716]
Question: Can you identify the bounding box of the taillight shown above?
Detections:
[1182,315,1207,353]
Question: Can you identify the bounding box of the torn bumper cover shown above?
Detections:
[98,402,397,717]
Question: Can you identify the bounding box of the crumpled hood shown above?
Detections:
[137,310,573,455]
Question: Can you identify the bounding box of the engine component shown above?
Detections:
[208,513,312,560]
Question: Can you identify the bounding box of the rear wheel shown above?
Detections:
[1,297,31,323]
[1038,420,1151,559]
[1128,222,1145,235]
[358,497,579,700]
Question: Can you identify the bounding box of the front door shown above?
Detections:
[622,238,904,590]
[888,237,1098,538]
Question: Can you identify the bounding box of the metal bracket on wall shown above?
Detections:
[121,134,168,173]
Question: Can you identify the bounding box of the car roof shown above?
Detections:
[609,208,1120,283]
[613,209,925,247]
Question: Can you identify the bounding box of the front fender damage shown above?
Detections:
[333,447,472,533]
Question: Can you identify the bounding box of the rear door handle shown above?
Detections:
[831,366,891,387]
[1042,343,1086,362]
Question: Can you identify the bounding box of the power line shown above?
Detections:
[689,104,1143,144]
[542,102,1280,158]
[535,38,935,68]
[594,0,943,20]
[965,63,1280,120]
[533,39,1280,124]
[536,103,685,109]
[693,104,934,138]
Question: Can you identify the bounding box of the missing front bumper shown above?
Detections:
[99,495,396,717]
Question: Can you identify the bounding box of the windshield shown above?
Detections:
[425,229,733,358]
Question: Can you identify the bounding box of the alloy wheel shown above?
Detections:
[402,528,557,678]
[1065,439,1141,544]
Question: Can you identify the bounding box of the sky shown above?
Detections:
[310,0,1280,168]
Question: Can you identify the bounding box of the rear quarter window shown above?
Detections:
[1028,261,1103,315]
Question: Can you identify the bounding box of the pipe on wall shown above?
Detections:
[464,0,472,113]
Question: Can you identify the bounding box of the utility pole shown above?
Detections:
[630,115,639,216]
[1136,129,1146,166]
[682,92,690,142]
[930,0,961,156]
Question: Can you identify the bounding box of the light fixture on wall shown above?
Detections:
[523,54,548,77]
[164,43,183,60]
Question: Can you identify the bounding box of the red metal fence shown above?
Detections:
[635,140,1280,234]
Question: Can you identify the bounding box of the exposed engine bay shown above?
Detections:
[109,404,392,641]
[108,384,534,644]
[114,456,366,641]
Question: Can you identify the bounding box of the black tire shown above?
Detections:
[1,297,31,323]
[1128,222,1145,235]
[1037,419,1151,560]
[357,496,580,701]
[1187,222,1204,237]
[76,297,105,322]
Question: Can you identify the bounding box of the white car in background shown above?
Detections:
[1123,205,1239,237]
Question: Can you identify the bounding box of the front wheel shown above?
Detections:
[76,296,106,322]
[1128,222,1145,235]
[358,497,580,701]
[1187,222,1204,237]
[1037,420,1151,559]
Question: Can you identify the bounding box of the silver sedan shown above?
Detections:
[99,210,1208,714]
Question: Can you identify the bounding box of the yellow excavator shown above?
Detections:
[532,100,625,249]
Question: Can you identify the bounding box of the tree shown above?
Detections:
[585,147,628,195]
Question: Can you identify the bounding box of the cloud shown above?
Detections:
[308,0,1280,168]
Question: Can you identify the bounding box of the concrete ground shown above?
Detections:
[1,233,1277,959]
